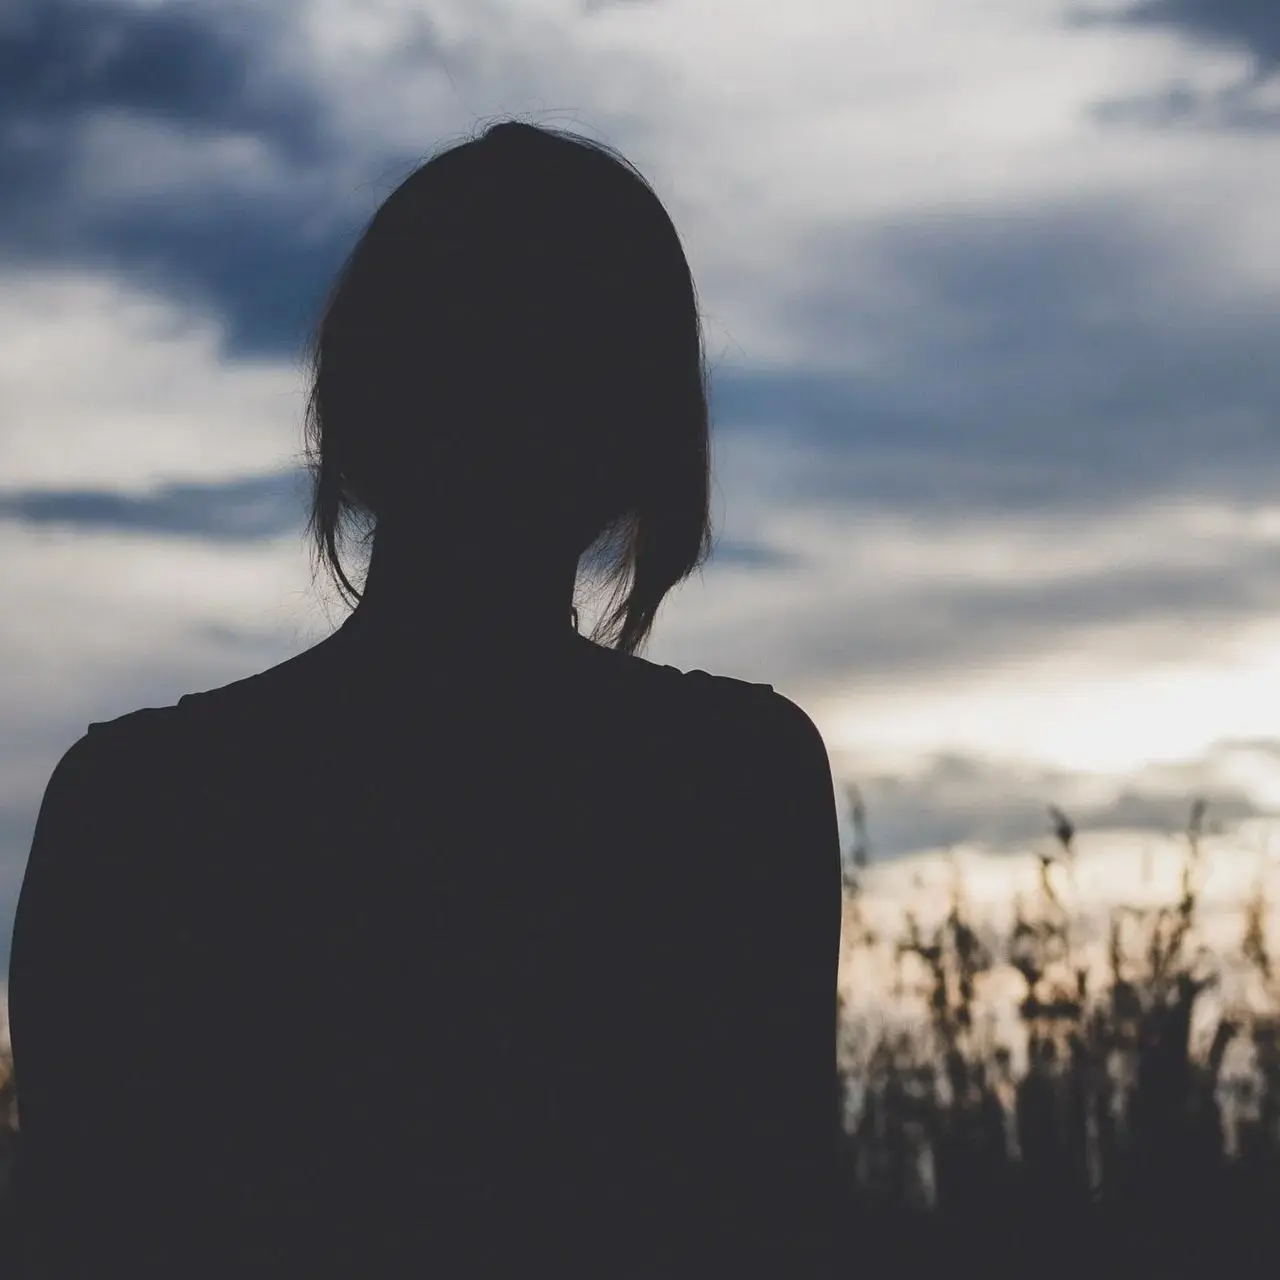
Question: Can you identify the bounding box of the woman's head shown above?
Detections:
[298,118,714,657]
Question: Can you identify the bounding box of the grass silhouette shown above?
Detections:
[836,795,1280,1275]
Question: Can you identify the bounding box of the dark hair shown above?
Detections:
[296,117,715,657]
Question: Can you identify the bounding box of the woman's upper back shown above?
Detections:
[9,619,845,1277]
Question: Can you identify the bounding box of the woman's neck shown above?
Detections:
[341,528,583,655]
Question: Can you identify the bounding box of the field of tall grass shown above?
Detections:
[834,794,1280,1274]
[2,795,1279,1274]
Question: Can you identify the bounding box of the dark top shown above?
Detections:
[8,608,844,1278]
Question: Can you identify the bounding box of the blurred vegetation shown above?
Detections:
[834,792,1280,1275]
[4,796,1280,1275]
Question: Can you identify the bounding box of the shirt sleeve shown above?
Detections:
[8,727,178,1279]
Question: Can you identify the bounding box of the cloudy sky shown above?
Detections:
[4,0,1280,986]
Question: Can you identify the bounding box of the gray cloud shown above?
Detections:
[700,195,1280,691]
[0,471,306,541]
[1089,80,1280,131]
[743,533,1280,693]
[0,0,438,359]
[6,0,1279,531]
[0,0,324,152]
[847,747,1267,862]
[579,0,656,12]
[702,539,803,569]
[1071,0,1280,129]
[1069,1,1280,71]
[758,197,1280,521]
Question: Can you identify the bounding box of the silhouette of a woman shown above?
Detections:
[9,119,844,1278]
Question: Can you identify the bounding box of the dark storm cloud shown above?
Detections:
[706,195,1280,690]
[726,194,1280,522]
[6,0,1278,524]
[1069,1,1280,70]
[1070,0,1280,129]
[0,0,453,360]
[0,471,306,541]
[0,0,323,150]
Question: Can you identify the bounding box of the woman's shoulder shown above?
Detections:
[60,648,823,781]
[46,705,181,783]
[632,662,830,800]
[670,664,774,699]
[662,663,822,744]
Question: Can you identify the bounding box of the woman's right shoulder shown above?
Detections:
[664,663,815,731]
[667,665,773,700]
[648,662,825,771]
[641,660,771,723]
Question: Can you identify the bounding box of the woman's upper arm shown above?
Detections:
[9,727,167,1277]
[707,689,845,1275]
[9,732,113,1085]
